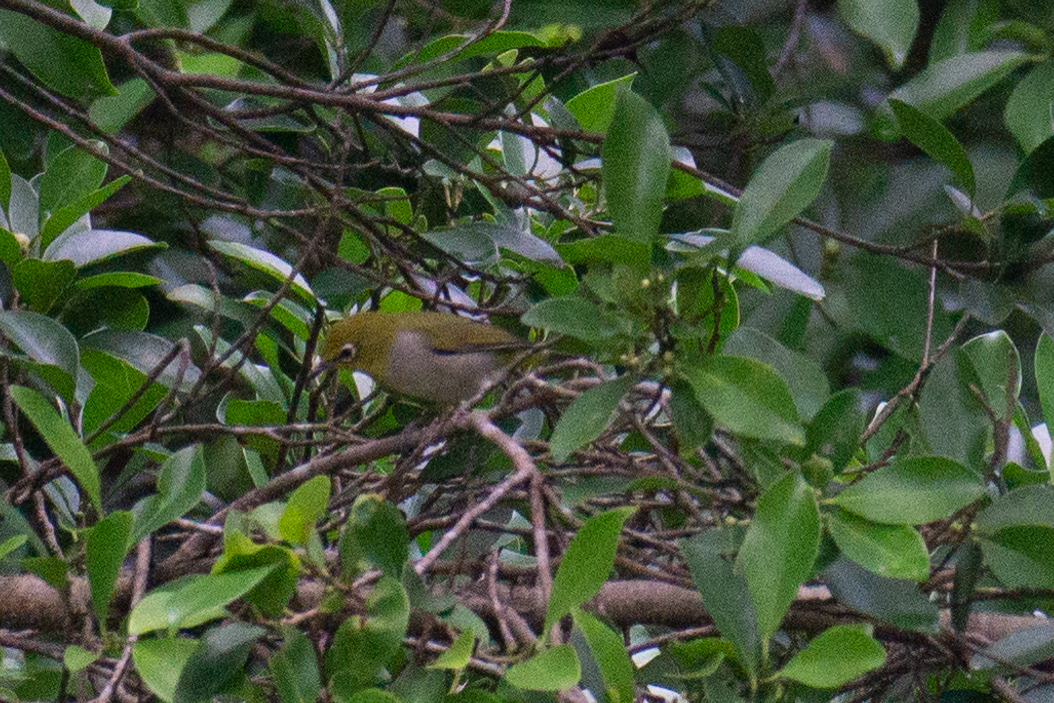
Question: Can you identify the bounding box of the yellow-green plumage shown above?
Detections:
[318,311,526,404]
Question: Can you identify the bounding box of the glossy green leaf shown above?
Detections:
[1034,335,1054,468]
[82,329,201,388]
[12,259,76,313]
[44,229,163,268]
[1005,59,1054,154]
[730,138,832,248]
[928,0,990,63]
[917,348,988,466]
[804,389,864,475]
[506,645,581,691]
[39,145,107,217]
[975,484,1054,534]
[1008,134,1054,199]
[172,622,264,703]
[550,376,633,462]
[8,172,39,239]
[684,356,805,446]
[601,89,670,245]
[889,99,975,195]
[128,564,278,634]
[838,0,918,69]
[278,475,330,544]
[339,494,409,580]
[825,557,940,633]
[213,530,300,616]
[738,471,820,641]
[89,78,156,134]
[778,624,886,688]
[77,272,160,290]
[962,330,1020,421]
[521,296,622,340]
[270,626,322,703]
[131,445,206,543]
[9,385,101,512]
[572,608,634,703]
[0,10,117,99]
[40,175,131,249]
[133,638,197,703]
[565,74,636,134]
[827,508,929,581]
[327,576,410,697]
[979,525,1054,589]
[0,310,79,386]
[681,531,759,678]
[81,349,166,441]
[724,327,829,421]
[208,240,315,304]
[0,534,27,560]
[832,456,985,525]
[85,510,133,624]
[972,622,1054,672]
[428,627,475,670]
[886,50,1029,122]
[545,506,636,632]
[63,645,98,673]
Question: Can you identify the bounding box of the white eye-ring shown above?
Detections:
[337,342,357,361]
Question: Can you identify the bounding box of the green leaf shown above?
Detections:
[327,576,410,697]
[89,78,156,134]
[63,645,98,674]
[0,310,80,389]
[208,240,315,304]
[962,329,1020,422]
[917,348,988,466]
[505,645,581,691]
[778,625,886,688]
[571,608,634,703]
[338,494,410,580]
[972,622,1054,672]
[979,525,1054,589]
[521,296,623,341]
[12,259,76,313]
[889,99,975,195]
[172,623,264,703]
[213,531,300,616]
[975,484,1054,534]
[76,272,160,290]
[428,627,475,670]
[550,376,633,462]
[724,327,829,421]
[278,475,330,544]
[565,74,636,134]
[82,329,201,389]
[85,510,133,625]
[825,557,940,633]
[1004,59,1054,155]
[134,638,198,703]
[1008,134,1054,199]
[737,471,820,641]
[838,0,918,69]
[81,349,166,441]
[730,138,832,248]
[0,145,10,212]
[131,445,206,543]
[44,229,163,268]
[545,506,636,632]
[681,531,759,678]
[0,10,117,99]
[128,564,278,634]
[804,389,864,475]
[827,508,930,581]
[886,50,1029,122]
[684,356,805,446]
[38,145,107,217]
[270,627,322,703]
[1034,335,1054,469]
[9,385,101,512]
[832,456,985,525]
[0,534,27,560]
[601,89,670,245]
[40,175,131,249]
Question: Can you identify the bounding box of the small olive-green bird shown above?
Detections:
[315,311,530,404]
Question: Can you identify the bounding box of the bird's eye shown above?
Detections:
[337,342,357,361]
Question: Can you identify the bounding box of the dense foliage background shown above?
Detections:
[1,0,1054,700]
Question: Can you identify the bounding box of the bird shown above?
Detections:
[314,310,530,405]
